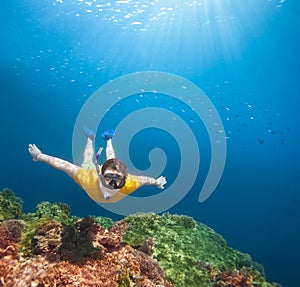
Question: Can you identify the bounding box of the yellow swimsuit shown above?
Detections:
[74,167,142,203]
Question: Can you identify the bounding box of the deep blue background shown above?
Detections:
[1,1,299,286]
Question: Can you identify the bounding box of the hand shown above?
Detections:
[156,176,167,189]
[28,144,42,161]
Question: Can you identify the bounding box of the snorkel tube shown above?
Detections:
[95,147,110,200]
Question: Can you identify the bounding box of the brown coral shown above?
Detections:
[1,220,25,242]
[212,270,253,287]
[0,225,19,258]
[133,249,164,283]
[33,220,63,255]
[136,237,155,256]
[91,219,129,250]
[0,221,23,286]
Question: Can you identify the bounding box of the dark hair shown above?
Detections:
[101,158,128,176]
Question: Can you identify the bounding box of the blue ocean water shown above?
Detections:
[0,0,299,286]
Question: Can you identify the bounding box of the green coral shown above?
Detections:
[92,216,114,229]
[118,273,131,287]
[123,213,271,287]
[34,201,78,225]
[19,217,50,257]
[0,188,23,221]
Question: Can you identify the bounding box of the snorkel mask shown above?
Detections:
[95,148,127,200]
[100,173,126,189]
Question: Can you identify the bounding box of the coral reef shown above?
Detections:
[0,188,23,221]
[0,189,280,287]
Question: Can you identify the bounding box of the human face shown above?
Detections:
[101,169,126,189]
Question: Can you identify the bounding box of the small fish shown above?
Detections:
[257,138,265,144]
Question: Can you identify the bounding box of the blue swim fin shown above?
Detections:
[101,129,115,140]
[83,126,95,140]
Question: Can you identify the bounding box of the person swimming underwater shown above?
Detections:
[28,128,167,203]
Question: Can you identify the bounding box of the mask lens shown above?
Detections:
[103,173,126,189]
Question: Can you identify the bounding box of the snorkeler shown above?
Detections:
[28,128,166,203]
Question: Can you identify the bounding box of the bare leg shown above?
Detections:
[83,138,94,162]
[36,153,80,178]
[106,139,115,160]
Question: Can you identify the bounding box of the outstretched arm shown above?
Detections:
[136,175,167,189]
[28,144,80,178]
